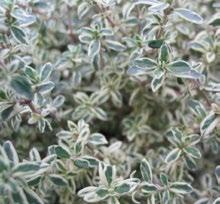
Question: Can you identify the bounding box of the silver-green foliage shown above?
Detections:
[1,0,220,203]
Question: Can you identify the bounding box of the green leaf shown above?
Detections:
[188,99,206,118]
[185,155,197,170]
[149,2,169,13]
[151,68,165,92]
[166,128,183,146]
[3,141,19,165]
[190,42,206,53]
[111,91,122,108]
[74,141,83,155]
[0,89,7,100]
[100,28,114,36]
[52,145,71,159]
[78,2,91,19]
[170,182,193,194]
[200,112,218,136]
[0,157,9,172]
[24,189,44,204]
[134,0,160,6]
[160,173,168,186]
[140,159,152,182]
[42,154,56,164]
[167,60,190,71]
[127,58,157,75]
[11,75,33,99]
[215,166,220,183]
[96,188,109,198]
[10,25,26,43]
[11,9,36,27]
[13,162,40,174]
[114,183,130,194]
[89,133,108,145]
[167,60,202,79]
[99,163,116,186]
[114,178,138,195]
[174,8,203,24]
[93,107,108,121]
[165,148,181,163]
[29,148,41,161]
[1,105,14,120]
[74,156,98,169]
[214,198,220,204]
[159,43,170,63]
[12,190,28,204]
[88,40,101,59]
[78,186,106,202]
[36,81,55,94]
[204,82,220,92]
[105,165,113,185]
[134,57,157,69]
[49,174,68,186]
[25,66,38,82]
[209,16,220,27]
[105,40,126,51]
[141,182,158,194]
[184,146,201,159]
[40,63,53,81]
[78,186,97,197]
[27,175,41,186]
[52,95,65,108]
[162,190,170,203]
[127,66,147,75]
[148,39,164,48]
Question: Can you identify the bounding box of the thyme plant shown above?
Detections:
[0,0,220,203]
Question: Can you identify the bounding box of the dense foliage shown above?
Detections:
[0,0,220,203]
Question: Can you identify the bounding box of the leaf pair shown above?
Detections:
[128,44,202,92]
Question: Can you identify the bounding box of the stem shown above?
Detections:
[156,7,173,39]
[96,3,126,35]
[67,5,79,43]
[99,41,105,69]
[19,99,40,114]
[96,4,115,27]
[195,80,212,106]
